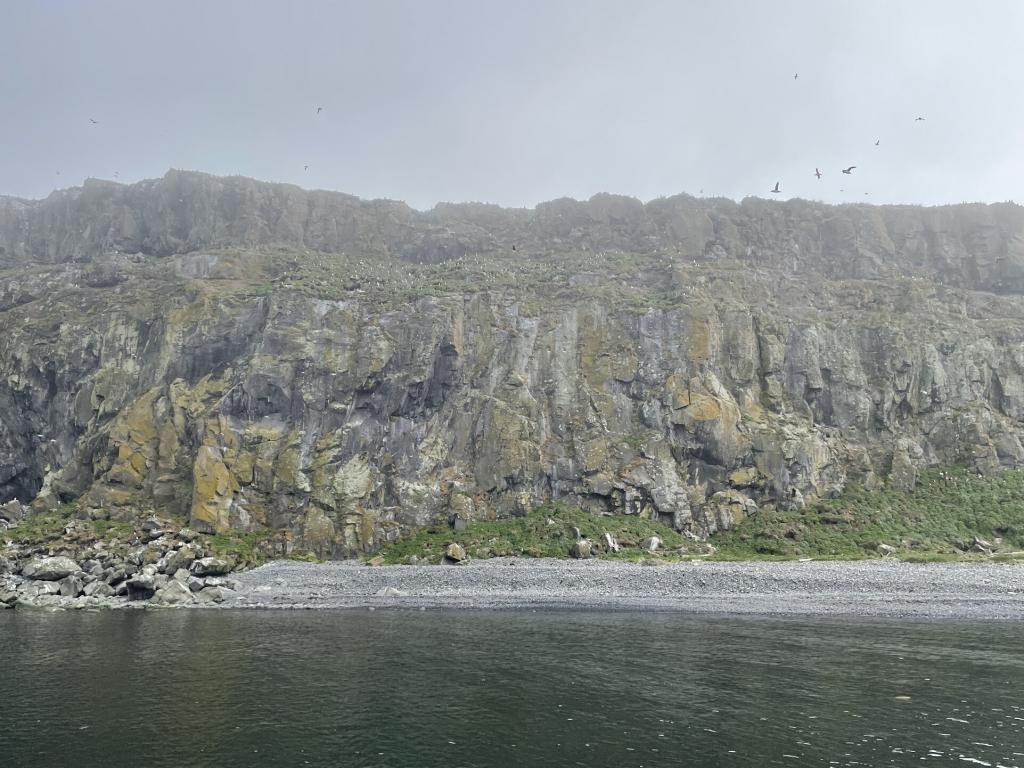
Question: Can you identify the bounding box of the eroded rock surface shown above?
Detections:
[3,172,1024,557]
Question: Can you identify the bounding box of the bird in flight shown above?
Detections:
[316,107,323,114]
[814,168,822,179]
[915,116,926,121]
[875,140,880,146]
[770,182,781,194]
[303,165,309,171]
[793,73,798,80]
[842,166,856,175]
[89,118,98,124]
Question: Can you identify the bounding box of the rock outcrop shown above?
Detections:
[3,171,1024,558]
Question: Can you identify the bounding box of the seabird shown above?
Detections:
[89,118,97,124]
[512,245,517,251]
[770,182,781,193]
[793,73,798,80]
[842,166,856,175]
[303,165,308,171]
[814,168,822,179]
[875,140,880,146]
[915,116,925,121]
[316,106,323,114]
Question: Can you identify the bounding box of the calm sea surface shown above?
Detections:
[1,609,1022,767]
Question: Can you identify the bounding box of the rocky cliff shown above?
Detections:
[3,170,1024,557]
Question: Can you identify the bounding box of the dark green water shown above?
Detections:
[1,610,1022,768]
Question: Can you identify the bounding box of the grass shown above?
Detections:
[373,502,689,564]
[711,466,1024,560]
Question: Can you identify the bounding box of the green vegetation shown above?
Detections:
[374,502,689,564]
[205,527,283,568]
[712,467,1024,560]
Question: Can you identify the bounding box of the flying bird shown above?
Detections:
[303,165,308,171]
[793,73,798,80]
[842,166,856,175]
[875,140,880,146]
[770,182,781,194]
[814,168,822,179]
[915,116,926,121]
[89,118,97,124]
[316,106,323,114]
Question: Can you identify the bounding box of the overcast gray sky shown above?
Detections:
[2,1,1022,209]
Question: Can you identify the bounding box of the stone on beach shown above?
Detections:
[22,556,80,581]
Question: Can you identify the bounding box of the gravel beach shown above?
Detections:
[227,559,1024,619]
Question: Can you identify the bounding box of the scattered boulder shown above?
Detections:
[195,586,231,604]
[190,557,232,577]
[0,499,24,523]
[152,579,194,606]
[59,574,85,598]
[973,536,995,554]
[444,543,467,563]
[0,587,19,605]
[176,528,200,543]
[366,555,386,566]
[877,543,898,556]
[187,576,206,592]
[83,581,114,598]
[570,539,593,559]
[125,573,157,601]
[375,586,409,597]
[140,518,169,543]
[22,556,80,581]
[641,536,662,553]
[603,532,620,553]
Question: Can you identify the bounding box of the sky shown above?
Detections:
[1,0,1022,210]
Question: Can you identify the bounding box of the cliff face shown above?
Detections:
[3,171,1024,557]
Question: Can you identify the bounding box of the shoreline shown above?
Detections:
[220,558,1024,620]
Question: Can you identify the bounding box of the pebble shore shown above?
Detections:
[227,558,1024,619]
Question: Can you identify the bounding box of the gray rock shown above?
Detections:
[176,528,200,543]
[163,544,198,575]
[22,556,80,581]
[0,499,24,523]
[187,576,206,593]
[570,539,593,559]
[195,586,231,604]
[374,586,409,597]
[105,567,128,586]
[444,543,467,563]
[190,557,232,577]
[877,543,898,556]
[59,574,85,598]
[125,574,157,600]
[151,579,194,606]
[603,532,620,553]
[0,587,18,605]
[83,580,114,598]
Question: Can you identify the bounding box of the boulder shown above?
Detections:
[973,536,995,554]
[877,543,897,556]
[0,587,18,605]
[162,545,198,575]
[59,574,85,598]
[83,580,114,598]
[444,543,467,563]
[190,557,232,577]
[125,573,157,600]
[570,539,593,559]
[641,536,662,553]
[176,528,200,543]
[152,579,194,606]
[22,556,80,581]
[0,499,24,523]
[195,586,231,604]
[187,576,206,592]
[603,532,620,553]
